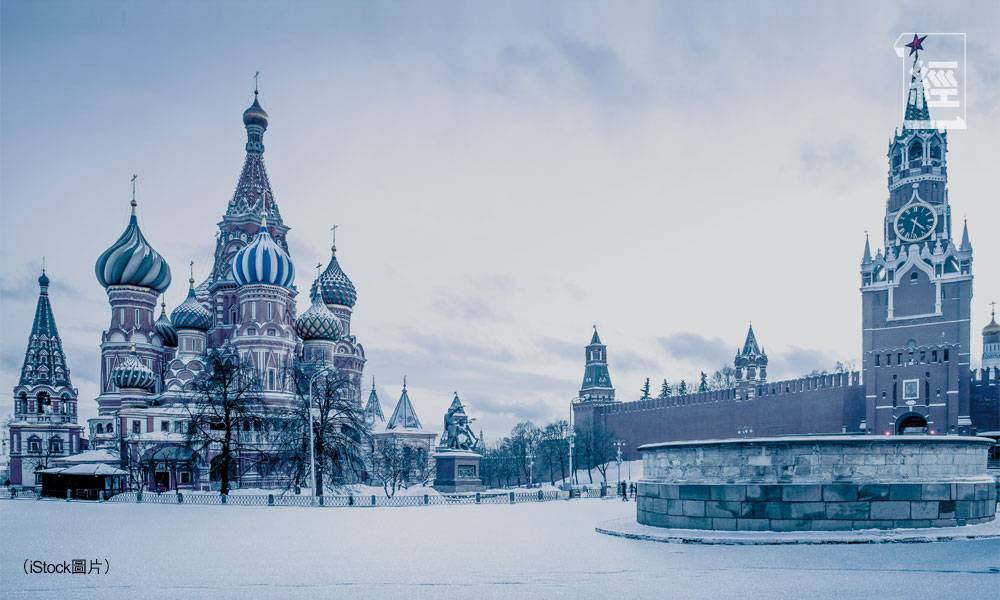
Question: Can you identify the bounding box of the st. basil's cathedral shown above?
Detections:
[8,90,375,489]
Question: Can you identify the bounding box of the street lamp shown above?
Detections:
[526,449,535,488]
[307,366,336,499]
[613,440,625,484]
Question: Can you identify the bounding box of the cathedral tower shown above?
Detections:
[204,90,291,348]
[9,269,84,487]
[230,218,298,397]
[861,39,973,435]
[94,185,172,414]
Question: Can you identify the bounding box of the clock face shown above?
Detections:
[894,204,937,242]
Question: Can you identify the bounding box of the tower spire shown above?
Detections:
[903,34,930,128]
[330,224,338,255]
[861,231,873,265]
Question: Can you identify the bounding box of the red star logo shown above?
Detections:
[905,33,927,57]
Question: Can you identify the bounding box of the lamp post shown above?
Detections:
[526,449,535,488]
[567,397,578,487]
[613,440,624,484]
[307,366,336,499]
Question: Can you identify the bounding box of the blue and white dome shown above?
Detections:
[231,220,295,288]
[95,203,172,293]
[311,247,357,308]
[112,345,156,392]
[171,278,213,331]
[294,292,342,341]
[155,302,178,347]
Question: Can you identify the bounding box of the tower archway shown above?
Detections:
[896,412,928,435]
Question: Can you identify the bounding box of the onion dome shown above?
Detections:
[112,343,156,392]
[172,267,213,330]
[232,218,295,288]
[38,270,50,288]
[243,92,269,130]
[295,283,342,341]
[311,237,357,308]
[95,194,172,293]
[985,305,1000,337]
[155,301,178,347]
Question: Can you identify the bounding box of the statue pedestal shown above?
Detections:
[432,449,484,493]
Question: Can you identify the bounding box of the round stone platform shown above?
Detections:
[597,515,1000,545]
[636,435,997,532]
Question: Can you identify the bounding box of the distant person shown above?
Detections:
[629,482,637,500]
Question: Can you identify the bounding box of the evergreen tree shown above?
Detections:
[678,380,688,396]
[640,377,652,399]
[698,371,709,393]
[658,379,671,399]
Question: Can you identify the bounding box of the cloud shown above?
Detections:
[657,332,733,369]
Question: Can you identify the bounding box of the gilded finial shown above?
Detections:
[130,174,138,213]
[189,261,195,286]
[254,71,260,96]
[330,224,338,254]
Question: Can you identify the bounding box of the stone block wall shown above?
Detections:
[637,435,996,531]
[636,481,997,531]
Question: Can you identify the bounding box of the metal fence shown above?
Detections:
[3,484,606,506]
[96,488,570,508]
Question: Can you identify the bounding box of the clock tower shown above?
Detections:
[860,40,974,435]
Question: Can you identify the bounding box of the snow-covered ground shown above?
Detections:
[3,499,998,599]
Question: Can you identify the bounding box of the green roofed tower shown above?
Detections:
[579,327,615,403]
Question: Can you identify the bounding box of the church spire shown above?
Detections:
[18,268,73,389]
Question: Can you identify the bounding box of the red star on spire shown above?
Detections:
[905,33,927,57]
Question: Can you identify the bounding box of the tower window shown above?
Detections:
[875,355,880,366]
[910,272,919,283]
[929,142,941,160]
[943,349,949,362]
[908,140,923,166]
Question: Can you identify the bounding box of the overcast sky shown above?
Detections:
[2,1,998,439]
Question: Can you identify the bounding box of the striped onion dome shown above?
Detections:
[111,344,156,392]
[95,201,172,293]
[311,246,357,308]
[171,275,213,331]
[231,219,295,288]
[294,289,342,341]
[155,301,178,347]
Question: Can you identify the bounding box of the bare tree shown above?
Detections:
[370,436,419,497]
[273,365,369,495]
[182,348,263,495]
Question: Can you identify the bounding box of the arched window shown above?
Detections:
[96,423,104,434]
[36,391,50,413]
[17,392,27,414]
[50,437,63,454]
[908,140,923,166]
[892,151,902,169]
[27,436,41,453]
[929,141,941,161]
[910,271,919,283]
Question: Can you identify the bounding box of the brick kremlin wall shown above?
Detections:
[577,372,865,461]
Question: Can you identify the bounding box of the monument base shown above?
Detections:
[432,449,484,493]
